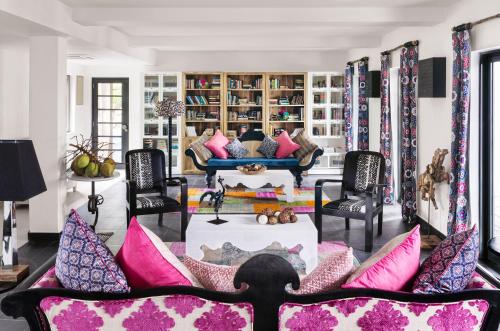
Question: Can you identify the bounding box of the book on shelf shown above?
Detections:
[294,78,304,89]
[269,98,278,105]
[279,97,290,105]
[211,77,221,89]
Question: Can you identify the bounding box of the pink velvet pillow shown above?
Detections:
[292,248,354,295]
[342,225,421,291]
[204,129,230,159]
[116,217,200,289]
[183,256,242,293]
[275,131,301,159]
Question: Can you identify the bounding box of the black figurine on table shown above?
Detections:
[199,176,227,224]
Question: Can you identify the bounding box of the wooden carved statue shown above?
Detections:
[418,148,450,209]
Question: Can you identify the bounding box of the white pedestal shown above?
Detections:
[186,214,318,273]
[215,170,295,203]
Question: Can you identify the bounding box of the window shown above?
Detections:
[480,51,500,267]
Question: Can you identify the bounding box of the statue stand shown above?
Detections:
[420,199,442,250]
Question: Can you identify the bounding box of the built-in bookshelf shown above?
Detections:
[225,72,265,137]
[308,72,345,174]
[182,72,224,174]
[142,72,182,173]
[266,73,307,137]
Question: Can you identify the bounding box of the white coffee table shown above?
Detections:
[186,214,318,273]
[215,169,295,202]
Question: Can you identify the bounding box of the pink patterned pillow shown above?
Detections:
[204,129,230,159]
[31,267,61,289]
[275,131,301,159]
[183,256,242,293]
[116,217,200,289]
[292,248,354,295]
[342,225,421,291]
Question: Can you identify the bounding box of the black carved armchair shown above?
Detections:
[125,149,188,241]
[315,151,386,251]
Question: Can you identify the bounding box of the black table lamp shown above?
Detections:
[0,140,46,282]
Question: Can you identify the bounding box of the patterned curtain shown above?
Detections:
[448,28,471,235]
[343,64,354,152]
[400,44,419,222]
[358,59,369,150]
[380,53,394,204]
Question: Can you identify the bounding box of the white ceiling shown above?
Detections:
[0,0,461,65]
[59,0,460,52]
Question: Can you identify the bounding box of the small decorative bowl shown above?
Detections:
[237,164,267,175]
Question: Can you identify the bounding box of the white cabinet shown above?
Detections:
[142,73,182,173]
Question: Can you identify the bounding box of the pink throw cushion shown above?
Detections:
[342,225,421,291]
[183,256,242,293]
[275,131,301,159]
[204,129,230,159]
[292,248,354,295]
[116,217,199,289]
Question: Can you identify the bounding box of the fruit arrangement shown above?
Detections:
[237,163,267,175]
[67,135,117,178]
[256,207,298,225]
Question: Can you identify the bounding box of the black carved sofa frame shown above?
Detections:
[185,131,324,188]
[2,254,500,331]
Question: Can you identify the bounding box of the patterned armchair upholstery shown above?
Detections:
[315,151,386,251]
[125,149,188,241]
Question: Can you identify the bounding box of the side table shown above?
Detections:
[67,171,120,229]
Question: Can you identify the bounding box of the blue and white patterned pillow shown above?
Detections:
[257,136,279,159]
[224,138,248,159]
[55,210,130,293]
[412,225,479,294]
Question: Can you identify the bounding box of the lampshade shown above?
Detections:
[0,140,46,201]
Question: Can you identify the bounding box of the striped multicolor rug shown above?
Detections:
[186,187,330,214]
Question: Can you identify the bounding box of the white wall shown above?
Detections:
[0,42,30,139]
[67,63,144,151]
[347,0,500,234]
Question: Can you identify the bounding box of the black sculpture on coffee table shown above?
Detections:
[199,176,227,224]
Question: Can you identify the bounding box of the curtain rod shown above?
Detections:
[381,40,419,55]
[453,12,500,32]
[347,56,369,66]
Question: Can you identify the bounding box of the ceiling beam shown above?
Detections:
[73,7,447,25]
[129,35,381,51]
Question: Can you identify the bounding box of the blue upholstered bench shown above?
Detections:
[185,131,323,187]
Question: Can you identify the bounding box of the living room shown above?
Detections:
[1,0,500,330]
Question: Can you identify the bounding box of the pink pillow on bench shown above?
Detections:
[342,225,421,291]
[275,131,300,159]
[204,129,230,159]
[116,217,199,289]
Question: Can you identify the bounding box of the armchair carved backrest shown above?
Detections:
[125,149,166,194]
[341,151,385,200]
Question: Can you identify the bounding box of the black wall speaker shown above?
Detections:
[418,57,446,98]
[367,71,381,98]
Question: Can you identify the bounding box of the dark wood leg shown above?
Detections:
[345,218,350,230]
[314,185,323,243]
[158,213,163,226]
[364,216,373,252]
[205,173,213,188]
[181,208,188,242]
[378,212,383,235]
[295,173,303,188]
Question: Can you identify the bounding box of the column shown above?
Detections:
[28,36,67,234]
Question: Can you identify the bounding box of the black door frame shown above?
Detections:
[479,50,500,263]
[91,78,129,166]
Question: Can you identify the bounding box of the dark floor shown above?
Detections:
[0,174,416,330]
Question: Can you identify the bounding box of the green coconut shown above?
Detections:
[84,162,99,177]
[75,153,90,169]
[100,162,115,177]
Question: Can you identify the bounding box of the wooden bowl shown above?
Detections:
[237,165,267,175]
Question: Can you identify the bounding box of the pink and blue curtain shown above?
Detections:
[343,64,354,152]
[448,27,471,235]
[380,53,394,204]
[400,44,418,222]
[358,59,369,150]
